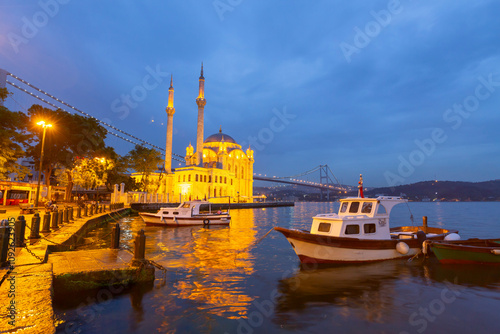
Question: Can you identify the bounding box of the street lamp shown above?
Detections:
[34,121,52,207]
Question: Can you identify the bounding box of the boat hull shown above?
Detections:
[139,212,230,226]
[431,239,500,265]
[274,227,451,264]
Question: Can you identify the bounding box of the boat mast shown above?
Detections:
[358,174,364,198]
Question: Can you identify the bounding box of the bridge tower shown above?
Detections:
[319,165,331,201]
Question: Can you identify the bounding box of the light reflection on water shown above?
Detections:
[54,202,500,334]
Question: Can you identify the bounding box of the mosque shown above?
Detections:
[145,64,254,203]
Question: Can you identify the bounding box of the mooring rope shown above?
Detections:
[234,227,275,263]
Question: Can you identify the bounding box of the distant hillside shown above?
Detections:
[365,180,500,201]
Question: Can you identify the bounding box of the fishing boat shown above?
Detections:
[139,200,230,226]
[428,239,500,265]
[274,175,460,264]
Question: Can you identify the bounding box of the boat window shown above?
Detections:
[377,205,387,214]
[349,202,360,213]
[173,212,179,215]
[361,202,373,214]
[340,202,348,213]
[182,203,190,208]
[345,224,360,235]
[318,222,331,233]
[364,223,376,234]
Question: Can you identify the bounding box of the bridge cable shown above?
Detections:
[6,74,185,161]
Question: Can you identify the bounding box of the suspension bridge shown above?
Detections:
[1,69,351,194]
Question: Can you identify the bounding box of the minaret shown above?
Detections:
[165,75,175,173]
[195,63,206,166]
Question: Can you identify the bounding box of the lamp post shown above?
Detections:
[34,121,52,207]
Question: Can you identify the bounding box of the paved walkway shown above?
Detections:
[0,263,55,334]
[0,205,134,334]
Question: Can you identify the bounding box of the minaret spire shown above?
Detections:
[196,63,207,166]
[165,75,176,173]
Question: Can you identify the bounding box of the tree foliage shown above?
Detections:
[24,105,108,198]
[0,88,31,179]
[125,145,163,192]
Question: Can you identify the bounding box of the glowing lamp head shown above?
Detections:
[37,121,52,128]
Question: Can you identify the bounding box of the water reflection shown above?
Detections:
[274,257,500,330]
[137,209,257,321]
[274,260,411,326]
[420,258,500,289]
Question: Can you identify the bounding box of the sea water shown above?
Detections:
[54,202,500,334]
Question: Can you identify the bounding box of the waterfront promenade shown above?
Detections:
[0,204,154,334]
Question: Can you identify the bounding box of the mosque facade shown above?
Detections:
[142,64,254,203]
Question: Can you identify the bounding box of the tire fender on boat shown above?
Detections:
[396,241,410,255]
[203,219,210,226]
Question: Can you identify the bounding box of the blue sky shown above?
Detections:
[1,0,499,187]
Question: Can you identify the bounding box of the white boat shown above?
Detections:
[139,201,231,226]
[275,176,459,264]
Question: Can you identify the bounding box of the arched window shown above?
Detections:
[208,175,212,183]
[224,177,227,184]
[204,175,207,182]
[178,175,180,182]
[235,167,238,178]
[183,175,186,182]
[188,174,191,182]
[195,174,198,182]
[241,167,244,178]
[214,188,217,197]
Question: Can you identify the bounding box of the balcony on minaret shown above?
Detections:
[246,147,254,161]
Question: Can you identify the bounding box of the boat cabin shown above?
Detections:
[311,196,405,240]
[157,201,208,217]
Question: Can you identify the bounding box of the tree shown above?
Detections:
[125,145,163,192]
[25,105,107,201]
[102,150,139,192]
[0,88,31,180]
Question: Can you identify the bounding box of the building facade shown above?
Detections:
[136,64,254,203]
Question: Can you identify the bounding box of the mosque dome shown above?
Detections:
[204,129,238,144]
